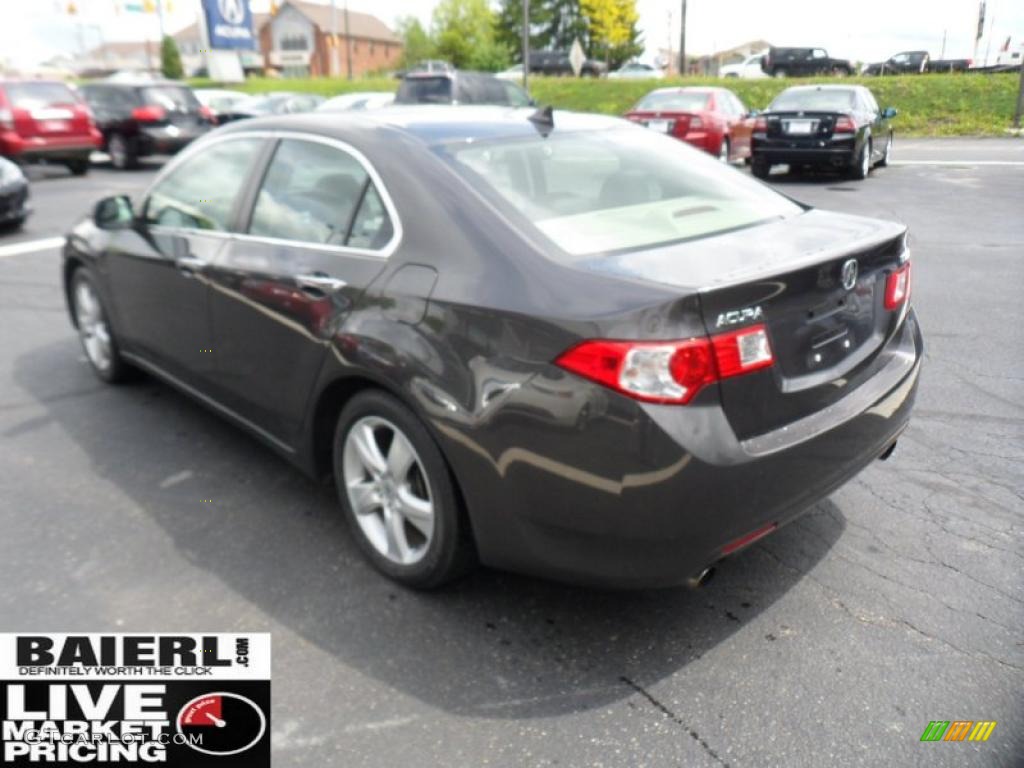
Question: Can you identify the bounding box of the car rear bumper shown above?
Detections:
[137,124,211,156]
[435,310,922,588]
[1,130,102,162]
[753,136,857,167]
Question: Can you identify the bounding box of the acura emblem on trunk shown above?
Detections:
[841,259,859,291]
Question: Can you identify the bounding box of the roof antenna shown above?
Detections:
[528,105,554,137]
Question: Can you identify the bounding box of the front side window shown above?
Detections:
[145,138,263,231]
[443,127,801,257]
[248,139,393,249]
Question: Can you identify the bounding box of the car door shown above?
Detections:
[205,136,398,444]
[104,136,265,391]
[859,89,884,160]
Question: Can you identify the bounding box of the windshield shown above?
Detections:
[770,89,856,112]
[141,86,199,112]
[5,82,78,108]
[442,127,801,257]
[634,91,709,112]
[396,77,453,105]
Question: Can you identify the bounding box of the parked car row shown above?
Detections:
[626,82,897,181]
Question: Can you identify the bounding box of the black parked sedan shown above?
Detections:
[0,156,30,230]
[63,107,921,589]
[751,85,897,180]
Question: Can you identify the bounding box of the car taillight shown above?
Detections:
[753,116,767,132]
[884,261,911,309]
[0,108,12,130]
[554,324,774,405]
[131,105,166,122]
[834,116,856,133]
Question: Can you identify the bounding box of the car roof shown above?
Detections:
[219,105,625,146]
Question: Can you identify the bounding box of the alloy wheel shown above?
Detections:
[74,280,112,372]
[862,140,872,177]
[109,135,127,169]
[718,138,730,163]
[342,416,434,566]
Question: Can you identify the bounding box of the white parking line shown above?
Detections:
[891,160,1024,166]
[0,237,65,259]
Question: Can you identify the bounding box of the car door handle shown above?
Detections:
[296,273,347,293]
[176,256,205,276]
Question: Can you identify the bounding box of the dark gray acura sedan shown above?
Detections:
[63,106,921,588]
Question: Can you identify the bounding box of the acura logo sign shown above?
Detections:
[219,0,246,25]
[840,258,858,291]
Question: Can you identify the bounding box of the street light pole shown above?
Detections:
[678,0,687,77]
[522,0,529,90]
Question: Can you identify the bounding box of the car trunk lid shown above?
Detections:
[574,209,909,439]
[626,110,697,136]
[765,110,845,143]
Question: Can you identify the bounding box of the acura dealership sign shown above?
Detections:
[202,0,256,50]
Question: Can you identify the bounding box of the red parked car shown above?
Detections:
[625,87,755,163]
[0,80,102,176]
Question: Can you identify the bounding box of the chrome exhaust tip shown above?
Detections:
[878,440,898,461]
[685,566,715,589]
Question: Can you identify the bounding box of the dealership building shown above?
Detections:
[258,1,402,77]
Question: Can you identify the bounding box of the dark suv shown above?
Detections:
[395,71,532,106]
[528,50,607,77]
[79,81,215,169]
[760,47,854,77]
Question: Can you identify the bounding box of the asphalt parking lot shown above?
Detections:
[0,138,1021,767]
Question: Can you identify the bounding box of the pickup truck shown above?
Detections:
[760,47,854,77]
[862,51,972,75]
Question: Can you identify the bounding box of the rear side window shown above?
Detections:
[4,82,78,109]
[396,77,452,104]
[248,138,393,250]
[140,86,199,113]
[144,138,263,231]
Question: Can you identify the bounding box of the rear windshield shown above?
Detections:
[770,89,856,112]
[396,77,453,105]
[4,82,78,108]
[140,86,199,113]
[443,127,801,257]
[634,91,710,112]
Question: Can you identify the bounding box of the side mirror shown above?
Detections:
[94,195,134,230]
[882,106,898,119]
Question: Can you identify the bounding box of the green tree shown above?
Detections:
[160,35,183,79]
[580,0,641,67]
[396,16,435,69]
[432,0,510,71]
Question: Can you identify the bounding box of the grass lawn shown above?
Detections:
[191,72,1022,137]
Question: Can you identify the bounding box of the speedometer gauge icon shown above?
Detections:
[176,692,267,756]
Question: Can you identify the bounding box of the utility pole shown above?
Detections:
[678,0,687,77]
[344,0,352,80]
[522,0,529,89]
[1014,56,1024,129]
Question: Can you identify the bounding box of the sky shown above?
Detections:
[0,0,1021,69]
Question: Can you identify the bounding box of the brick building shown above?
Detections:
[259,1,402,78]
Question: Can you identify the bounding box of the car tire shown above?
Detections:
[751,158,770,179]
[850,139,872,180]
[333,389,475,588]
[70,268,132,384]
[878,133,892,167]
[718,137,731,163]
[66,158,90,176]
[108,134,138,170]
[0,216,26,232]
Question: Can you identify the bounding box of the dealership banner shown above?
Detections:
[202,0,256,50]
[0,634,270,766]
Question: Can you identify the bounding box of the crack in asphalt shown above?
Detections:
[619,676,731,768]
